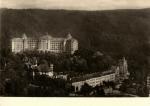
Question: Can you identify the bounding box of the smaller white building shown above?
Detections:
[56,74,68,80]
[32,64,54,78]
[72,71,116,92]
[38,71,54,77]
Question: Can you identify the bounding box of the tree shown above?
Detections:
[80,83,92,96]
[38,60,50,74]
[93,85,105,96]
[0,53,29,96]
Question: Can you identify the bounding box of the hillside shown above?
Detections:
[0,8,150,58]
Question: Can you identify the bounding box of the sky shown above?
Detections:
[1,0,150,10]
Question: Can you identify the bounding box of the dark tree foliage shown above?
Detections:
[0,51,29,96]
[93,85,105,97]
[80,83,92,96]
[29,75,70,96]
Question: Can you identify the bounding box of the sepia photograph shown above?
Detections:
[0,0,150,99]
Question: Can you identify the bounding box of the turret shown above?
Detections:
[66,33,72,40]
[22,33,28,51]
[22,33,27,40]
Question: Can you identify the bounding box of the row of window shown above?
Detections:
[12,40,77,53]
[13,39,77,44]
[13,41,76,48]
[73,78,115,91]
[73,74,116,86]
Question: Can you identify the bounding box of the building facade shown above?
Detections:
[72,71,116,92]
[11,33,78,54]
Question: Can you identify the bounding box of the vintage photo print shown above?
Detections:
[0,0,150,101]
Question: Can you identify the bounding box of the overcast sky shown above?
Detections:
[1,0,150,10]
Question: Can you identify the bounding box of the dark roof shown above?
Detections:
[71,70,115,82]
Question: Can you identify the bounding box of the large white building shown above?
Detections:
[11,33,78,54]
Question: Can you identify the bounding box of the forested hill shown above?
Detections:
[1,8,150,57]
